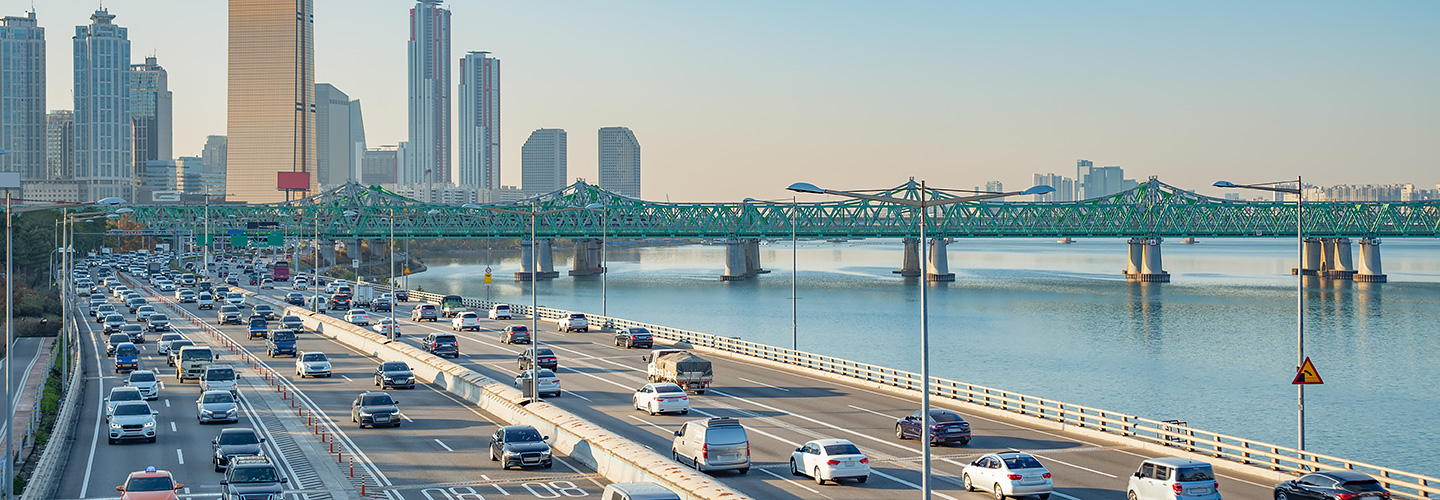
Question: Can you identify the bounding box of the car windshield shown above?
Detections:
[231,466,279,483]
[534,349,554,356]
[125,476,174,491]
[111,390,142,401]
[927,410,963,423]
[707,427,748,445]
[109,334,128,343]
[302,353,327,362]
[218,431,259,445]
[1344,480,1386,492]
[170,341,193,351]
[272,331,295,341]
[130,372,155,382]
[180,350,211,360]
[256,306,271,311]
[150,314,168,322]
[361,394,393,406]
[505,428,543,442]
[115,346,138,357]
[630,328,650,335]
[203,392,233,403]
[249,318,266,326]
[113,403,150,416]
[1003,455,1044,469]
[207,368,235,380]
[382,362,409,371]
[161,334,182,341]
[221,306,238,312]
[656,384,684,393]
[824,443,863,456]
[1176,466,1215,482]
[122,326,142,333]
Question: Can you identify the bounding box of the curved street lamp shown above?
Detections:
[786,180,1052,500]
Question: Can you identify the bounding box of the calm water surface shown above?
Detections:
[405,238,1440,476]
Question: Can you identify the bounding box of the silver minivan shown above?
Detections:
[600,483,681,500]
[672,417,749,474]
[1126,457,1221,500]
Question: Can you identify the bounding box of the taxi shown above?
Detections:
[116,466,183,500]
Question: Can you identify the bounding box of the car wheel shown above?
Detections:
[896,425,906,440]
[148,436,157,443]
[992,484,1006,500]
[737,467,748,475]
[1037,494,1049,500]
[1128,491,1138,500]
[490,449,498,461]
[649,404,658,416]
[963,474,975,491]
[681,409,689,415]
[815,468,825,485]
[1276,493,1288,500]
[790,459,802,476]
[857,475,868,483]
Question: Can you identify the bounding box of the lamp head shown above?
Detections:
[582,203,604,210]
[342,210,358,217]
[786,182,825,194]
[1019,185,1055,196]
[426,209,441,215]
[460,203,482,210]
[742,198,759,203]
[94,196,127,206]
[114,208,134,215]
[1213,181,1237,188]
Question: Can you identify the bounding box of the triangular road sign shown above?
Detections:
[1292,357,1324,385]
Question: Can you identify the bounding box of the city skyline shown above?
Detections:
[24,1,1440,202]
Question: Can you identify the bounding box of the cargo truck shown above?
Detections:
[644,349,713,394]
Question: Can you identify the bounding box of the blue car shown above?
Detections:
[114,342,140,373]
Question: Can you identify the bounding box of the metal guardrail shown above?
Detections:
[20,315,85,500]
[387,286,1440,499]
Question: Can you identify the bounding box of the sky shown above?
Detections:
[31,0,1440,202]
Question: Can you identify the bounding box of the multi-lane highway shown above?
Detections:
[231,277,1288,500]
[54,266,610,500]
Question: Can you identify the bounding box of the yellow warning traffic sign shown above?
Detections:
[484,272,492,284]
[1292,357,1324,385]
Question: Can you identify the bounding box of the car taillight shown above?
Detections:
[1214,481,1220,491]
[1043,473,1052,479]
[746,442,750,457]
[701,443,708,459]
[859,457,869,464]
[1173,483,1183,494]
[1336,495,1354,500]
[826,459,840,466]
[1008,474,1023,481]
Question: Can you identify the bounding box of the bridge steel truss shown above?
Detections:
[120,179,1440,240]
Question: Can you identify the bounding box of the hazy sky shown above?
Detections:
[36,1,1439,201]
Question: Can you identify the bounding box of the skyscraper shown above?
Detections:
[407,0,450,188]
[1031,173,1074,202]
[521,129,566,196]
[45,110,73,181]
[130,56,172,181]
[361,146,399,185]
[1075,159,1093,200]
[74,9,133,201]
[598,127,640,198]
[457,51,499,190]
[228,0,316,203]
[316,83,364,186]
[201,135,226,195]
[1,11,46,180]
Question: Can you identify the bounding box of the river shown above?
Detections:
[402,237,1440,476]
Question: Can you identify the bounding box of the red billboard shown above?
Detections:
[277,171,311,190]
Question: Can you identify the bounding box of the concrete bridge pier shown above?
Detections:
[1323,238,1356,279]
[1126,238,1170,282]
[1124,238,1144,277]
[569,238,605,276]
[721,238,749,281]
[1355,237,1387,282]
[744,238,768,276]
[1294,238,1323,275]
[893,237,922,277]
[926,238,955,281]
[515,239,560,281]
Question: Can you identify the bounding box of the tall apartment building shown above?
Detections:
[521,128,566,196]
[407,0,450,187]
[1032,173,1074,202]
[228,0,316,203]
[316,83,366,186]
[1,11,46,180]
[130,56,172,184]
[74,9,133,201]
[46,110,74,180]
[361,146,399,185]
[457,51,499,190]
[598,127,640,198]
[201,135,227,194]
[1076,160,1136,199]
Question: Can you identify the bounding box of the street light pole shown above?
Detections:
[791,196,797,351]
[787,180,1053,500]
[530,202,539,401]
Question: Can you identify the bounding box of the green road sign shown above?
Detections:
[198,234,212,246]
[231,234,247,247]
[267,231,284,247]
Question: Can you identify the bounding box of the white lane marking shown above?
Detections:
[757,467,823,496]
[847,404,894,419]
[566,391,592,402]
[1051,492,1085,500]
[628,415,676,435]
[711,389,917,454]
[341,375,352,381]
[170,422,177,432]
[165,399,171,408]
[79,314,107,498]
[400,412,414,422]
[433,439,453,451]
[1016,448,1116,478]
[556,366,635,391]
[176,448,185,464]
[740,377,790,391]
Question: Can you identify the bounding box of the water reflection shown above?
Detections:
[1128,282,1164,351]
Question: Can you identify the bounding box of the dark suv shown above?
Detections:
[220,456,287,500]
[423,333,460,358]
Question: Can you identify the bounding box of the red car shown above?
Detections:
[116,466,184,500]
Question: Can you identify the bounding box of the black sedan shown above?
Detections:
[615,327,653,349]
[489,425,552,469]
[1275,471,1390,500]
[285,292,306,305]
[212,428,265,472]
[896,408,972,445]
[350,391,401,428]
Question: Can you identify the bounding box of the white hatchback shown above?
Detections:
[963,452,1053,499]
[790,439,870,485]
[296,351,332,378]
[632,383,689,415]
[344,309,371,325]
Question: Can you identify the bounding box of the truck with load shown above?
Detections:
[177,346,216,381]
[644,349,713,394]
[354,283,375,308]
[440,295,466,318]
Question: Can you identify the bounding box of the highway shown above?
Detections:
[235,278,1288,500]
[53,266,610,500]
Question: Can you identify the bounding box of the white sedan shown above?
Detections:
[343,309,371,326]
[962,452,1053,500]
[295,351,332,378]
[372,317,400,336]
[790,439,870,485]
[451,311,482,332]
[632,382,689,415]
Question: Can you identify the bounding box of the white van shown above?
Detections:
[1126,457,1220,500]
[600,483,681,500]
[201,364,239,396]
